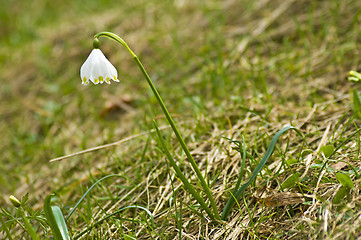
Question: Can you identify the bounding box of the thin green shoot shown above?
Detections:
[65,174,123,221]
[167,159,182,240]
[221,126,304,220]
[231,136,247,193]
[0,214,13,240]
[72,205,154,240]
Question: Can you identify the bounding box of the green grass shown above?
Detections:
[1,0,361,238]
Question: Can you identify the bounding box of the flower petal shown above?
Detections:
[80,49,119,85]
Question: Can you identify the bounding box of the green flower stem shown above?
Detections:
[20,207,41,240]
[94,32,220,220]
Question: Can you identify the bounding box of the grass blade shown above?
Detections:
[232,136,247,194]
[0,214,13,240]
[221,126,298,220]
[65,174,122,221]
[73,205,154,240]
[153,120,215,220]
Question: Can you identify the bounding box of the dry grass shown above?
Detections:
[1,0,361,239]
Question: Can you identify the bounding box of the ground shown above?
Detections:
[1,0,361,239]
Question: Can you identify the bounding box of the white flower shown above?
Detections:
[80,49,119,85]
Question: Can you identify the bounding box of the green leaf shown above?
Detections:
[286,158,298,166]
[352,90,361,119]
[51,206,70,239]
[336,173,353,189]
[319,145,335,158]
[281,173,301,189]
[123,234,137,240]
[332,186,348,204]
[221,126,304,220]
[298,149,313,158]
[348,76,360,82]
[44,194,71,240]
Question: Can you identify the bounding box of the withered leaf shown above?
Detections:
[257,192,308,207]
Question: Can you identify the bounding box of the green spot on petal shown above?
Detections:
[94,78,99,84]
[99,76,104,83]
[82,77,87,83]
[105,77,110,83]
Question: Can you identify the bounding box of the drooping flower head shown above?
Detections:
[80,38,119,85]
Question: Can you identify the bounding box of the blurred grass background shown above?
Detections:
[0,0,244,197]
[1,0,361,238]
